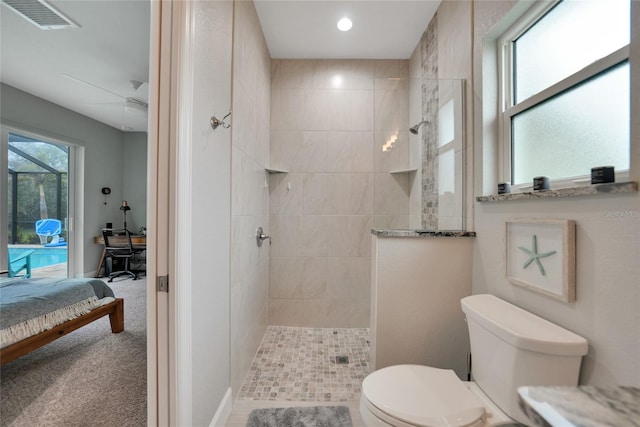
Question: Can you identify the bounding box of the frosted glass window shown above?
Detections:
[512,63,629,185]
[438,149,455,195]
[514,0,629,102]
[437,99,454,148]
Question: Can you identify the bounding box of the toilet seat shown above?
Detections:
[361,365,486,427]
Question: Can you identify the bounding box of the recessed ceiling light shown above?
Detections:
[337,17,352,32]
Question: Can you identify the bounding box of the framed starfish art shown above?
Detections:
[505,218,576,302]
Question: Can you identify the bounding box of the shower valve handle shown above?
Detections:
[256,226,271,247]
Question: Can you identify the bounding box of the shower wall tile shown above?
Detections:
[327,257,371,300]
[302,256,328,298]
[326,60,353,88]
[231,0,271,400]
[270,58,408,328]
[351,132,375,173]
[270,256,303,298]
[375,60,410,78]
[350,60,376,90]
[303,89,329,130]
[269,172,303,216]
[373,173,410,215]
[327,131,352,173]
[232,147,269,216]
[350,173,374,215]
[351,90,375,130]
[327,90,352,130]
[300,131,328,172]
[278,60,311,89]
[233,81,257,158]
[374,130,410,173]
[349,216,373,257]
[373,215,411,230]
[326,174,351,214]
[374,86,409,132]
[270,215,303,256]
[270,130,301,171]
[299,299,327,327]
[269,298,302,326]
[301,173,324,215]
[230,214,262,286]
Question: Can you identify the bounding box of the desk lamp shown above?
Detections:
[120,200,131,230]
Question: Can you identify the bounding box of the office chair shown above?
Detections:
[101,228,143,282]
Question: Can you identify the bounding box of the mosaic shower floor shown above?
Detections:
[238,326,370,402]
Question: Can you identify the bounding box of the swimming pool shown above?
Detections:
[8,247,68,269]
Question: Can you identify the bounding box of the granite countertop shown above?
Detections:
[518,385,640,427]
[371,229,476,238]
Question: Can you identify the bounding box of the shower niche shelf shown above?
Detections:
[265,167,288,174]
[390,167,418,174]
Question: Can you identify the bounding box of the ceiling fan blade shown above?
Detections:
[63,74,126,99]
[125,97,148,110]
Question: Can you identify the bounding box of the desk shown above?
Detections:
[94,235,146,277]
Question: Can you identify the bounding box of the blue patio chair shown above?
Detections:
[35,218,67,247]
[8,250,35,278]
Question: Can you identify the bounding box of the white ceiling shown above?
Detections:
[255,0,440,59]
[0,0,438,133]
[0,0,151,132]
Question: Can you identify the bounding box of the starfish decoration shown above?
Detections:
[518,235,557,276]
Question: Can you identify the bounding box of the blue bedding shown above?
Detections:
[0,278,115,347]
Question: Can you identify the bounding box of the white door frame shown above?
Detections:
[0,124,82,277]
[146,0,172,424]
[147,0,193,424]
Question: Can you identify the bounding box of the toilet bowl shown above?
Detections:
[359,365,513,427]
[359,294,589,427]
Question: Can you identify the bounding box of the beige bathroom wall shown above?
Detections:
[370,235,473,379]
[472,0,640,386]
[269,59,409,327]
[230,0,271,398]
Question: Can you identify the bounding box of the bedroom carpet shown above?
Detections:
[0,276,146,427]
[246,406,353,427]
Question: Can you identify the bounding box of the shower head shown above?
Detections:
[409,120,429,135]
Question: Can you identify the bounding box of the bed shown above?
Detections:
[0,277,124,365]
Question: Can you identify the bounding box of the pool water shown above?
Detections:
[8,247,68,269]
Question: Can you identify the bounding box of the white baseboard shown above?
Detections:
[209,387,233,427]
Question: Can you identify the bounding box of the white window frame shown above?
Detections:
[497,0,631,188]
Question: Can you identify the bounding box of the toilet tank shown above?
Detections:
[460,294,588,425]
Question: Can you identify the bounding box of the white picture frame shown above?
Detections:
[505,218,576,302]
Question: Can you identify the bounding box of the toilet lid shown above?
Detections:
[362,365,486,427]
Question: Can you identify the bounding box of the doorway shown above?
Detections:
[2,129,79,278]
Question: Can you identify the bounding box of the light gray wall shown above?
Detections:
[472,1,639,386]
[0,83,147,275]
[123,132,148,233]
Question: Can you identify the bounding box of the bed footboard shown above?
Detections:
[1,298,124,366]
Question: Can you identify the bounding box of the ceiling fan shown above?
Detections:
[63,74,148,130]
[64,74,148,108]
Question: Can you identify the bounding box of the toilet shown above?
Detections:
[359,294,589,426]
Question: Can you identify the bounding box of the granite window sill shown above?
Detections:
[476,181,638,202]
[371,229,476,238]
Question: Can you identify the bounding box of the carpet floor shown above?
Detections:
[0,276,147,427]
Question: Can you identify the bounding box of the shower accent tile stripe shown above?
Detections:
[238,326,370,402]
[421,13,439,229]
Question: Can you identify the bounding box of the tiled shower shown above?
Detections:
[268,58,410,328]
[230,0,466,400]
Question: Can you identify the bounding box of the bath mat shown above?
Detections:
[246,406,352,427]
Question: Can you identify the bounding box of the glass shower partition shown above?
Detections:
[373,77,466,231]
